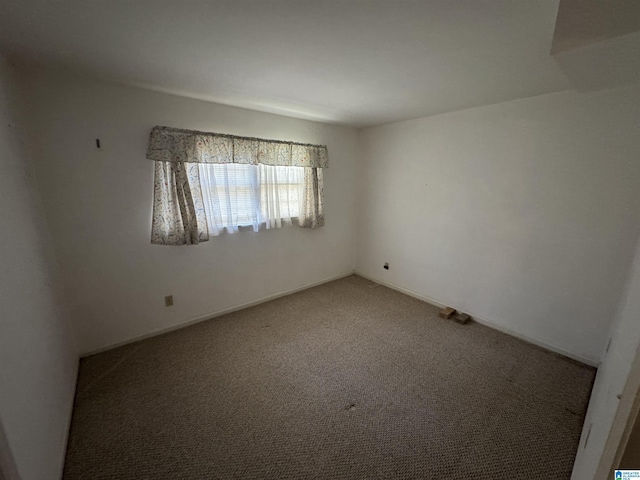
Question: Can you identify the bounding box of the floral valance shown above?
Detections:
[146,126,329,168]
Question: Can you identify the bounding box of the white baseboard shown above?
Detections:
[81,270,356,357]
[355,272,599,367]
[83,268,599,367]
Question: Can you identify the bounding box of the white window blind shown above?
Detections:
[198,163,304,236]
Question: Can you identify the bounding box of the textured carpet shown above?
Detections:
[63,275,595,479]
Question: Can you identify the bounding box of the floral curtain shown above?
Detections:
[301,167,324,228]
[151,161,209,245]
[146,126,329,168]
[147,126,328,245]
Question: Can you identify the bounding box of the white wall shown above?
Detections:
[0,58,78,480]
[357,85,640,364]
[18,68,358,355]
[572,233,640,478]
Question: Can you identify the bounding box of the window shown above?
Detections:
[198,163,305,235]
[147,126,327,246]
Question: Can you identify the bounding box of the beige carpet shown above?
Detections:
[63,275,595,479]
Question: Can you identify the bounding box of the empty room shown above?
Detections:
[3,1,640,479]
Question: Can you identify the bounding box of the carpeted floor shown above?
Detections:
[63,275,596,479]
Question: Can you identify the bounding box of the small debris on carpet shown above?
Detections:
[454,313,471,324]
[439,307,456,319]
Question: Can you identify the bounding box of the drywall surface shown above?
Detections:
[0,58,78,480]
[357,85,640,364]
[19,68,358,355]
[572,234,640,479]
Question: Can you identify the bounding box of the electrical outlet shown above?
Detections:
[384,262,389,270]
[164,295,174,307]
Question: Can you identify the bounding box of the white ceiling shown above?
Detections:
[0,0,572,127]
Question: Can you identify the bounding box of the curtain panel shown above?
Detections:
[147,126,328,245]
[147,126,329,168]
